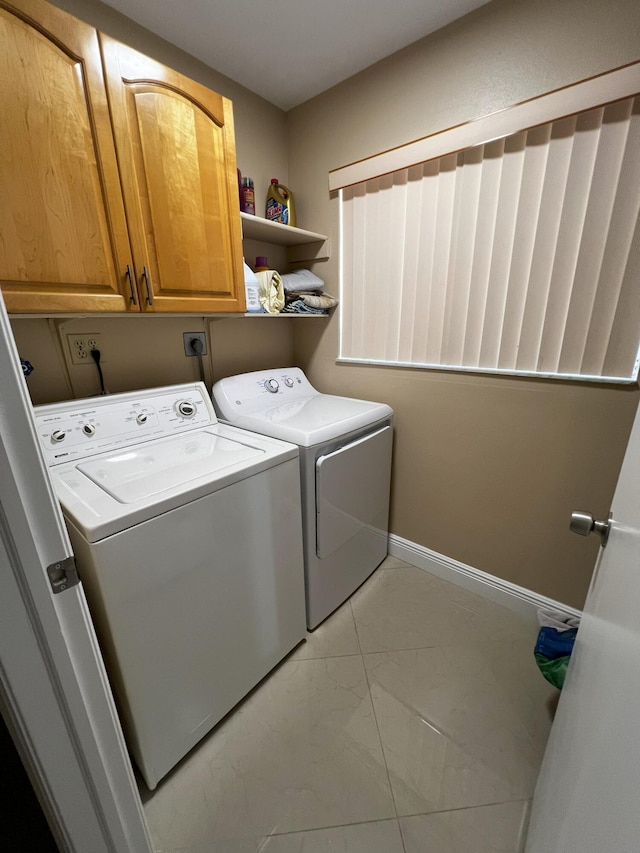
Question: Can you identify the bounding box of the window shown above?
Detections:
[332,63,640,382]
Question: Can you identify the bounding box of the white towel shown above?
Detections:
[537,608,581,631]
[281,268,325,293]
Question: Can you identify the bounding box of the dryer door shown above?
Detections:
[315,425,392,559]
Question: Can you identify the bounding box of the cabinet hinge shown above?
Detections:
[47,556,80,594]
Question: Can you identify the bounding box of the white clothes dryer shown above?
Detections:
[212,368,393,629]
[34,383,306,790]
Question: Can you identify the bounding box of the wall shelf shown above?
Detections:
[240,212,326,245]
[11,311,330,320]
[240,212,330,263]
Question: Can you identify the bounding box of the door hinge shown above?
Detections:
[47,556,80,594]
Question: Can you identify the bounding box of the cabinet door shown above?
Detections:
[100,36,246,313]
[0,0,134,313]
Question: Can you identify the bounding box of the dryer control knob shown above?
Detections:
[136,413,148,425]
[176,400,196,417]
[265,378,279,393]
[284,377,294,388]
[82,423,96,437]
[51,429,66,443]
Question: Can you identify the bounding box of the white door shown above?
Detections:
[0,295,152,852]
[525,398,640,851]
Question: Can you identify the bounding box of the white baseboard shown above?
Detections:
[388,534,582,628]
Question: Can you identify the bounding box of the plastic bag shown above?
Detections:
[534,608,580,690]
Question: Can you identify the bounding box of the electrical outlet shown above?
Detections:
[66,333,102,365]
[183,332,208,357]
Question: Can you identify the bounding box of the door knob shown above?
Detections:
[570,511,611,545]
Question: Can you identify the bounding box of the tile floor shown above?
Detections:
[141,557,557,852]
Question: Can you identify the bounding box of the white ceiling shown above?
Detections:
[100,0,491,110]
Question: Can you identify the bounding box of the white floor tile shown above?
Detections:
[144,656,395,852]
[400,801,530,853]
[379,555,412,569]
[259,819,405,852]
[364,641,553,814]
[290,601,361,660]
[351,566,533,653]
[143,564,552,852]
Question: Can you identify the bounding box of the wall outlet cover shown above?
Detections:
[183,332,208,356]
[66,333,102,365]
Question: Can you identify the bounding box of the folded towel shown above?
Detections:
[282,299,328,315]
[281,268,325,293]
[255,270,285,314]
[294,291,338,309]
[282,292,339,314]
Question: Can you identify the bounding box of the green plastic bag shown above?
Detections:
[534,609,580,690]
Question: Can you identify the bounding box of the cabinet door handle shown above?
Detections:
[125,264,137,305]
[142,266,154,305]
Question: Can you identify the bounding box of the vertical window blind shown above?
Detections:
[336,72,640,383]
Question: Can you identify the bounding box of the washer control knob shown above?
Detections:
[284,377,294,388]
[82,423,96,437]
[177,400,196,417]
[136,413,148,425]
[265,378,279,394]
[51,429,66,443]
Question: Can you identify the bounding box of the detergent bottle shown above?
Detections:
[240,177,255,215]
[243,260,262,313]
[265,179,296,227]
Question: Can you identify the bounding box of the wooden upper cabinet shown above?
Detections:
[0,0,245,314]
[99,35,246,313]
[0,0,133,312]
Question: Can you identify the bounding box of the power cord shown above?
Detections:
[189,336,206,385]
[90,348,107,395]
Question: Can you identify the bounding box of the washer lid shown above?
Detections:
[77,430,263,503]
[51,422,299,542]
[224,395,393,446]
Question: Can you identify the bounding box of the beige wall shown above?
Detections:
[11,316,295,404]
[13,0,295,404]
[288,0,640,608]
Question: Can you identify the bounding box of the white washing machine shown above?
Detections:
[34,383,306,790]
[212,368,393,629]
